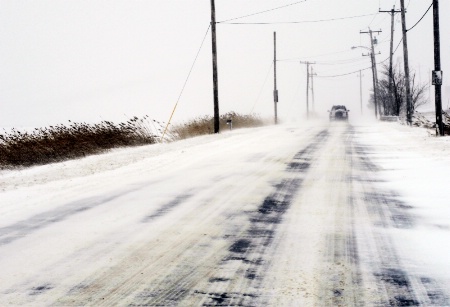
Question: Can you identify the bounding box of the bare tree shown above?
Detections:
[369,61,428,116]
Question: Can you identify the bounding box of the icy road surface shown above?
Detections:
[1,121,449,306]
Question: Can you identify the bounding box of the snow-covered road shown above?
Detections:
[1,121,449,306]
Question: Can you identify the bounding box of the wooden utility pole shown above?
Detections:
[370,29,382,117]
[300,61,314,119]
[400,0,413,125]
[306,62,310,119]
[273,32,278,125]
[311,66,317,113]
[370,51,378,119]
[380,7,401,116]
[361,29,382,119]
[433,0,444,135]
[358,70,363,115]
[210,0,220,133]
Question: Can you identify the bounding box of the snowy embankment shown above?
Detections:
[354,120,450,283]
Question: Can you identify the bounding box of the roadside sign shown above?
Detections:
[432,71,443,85]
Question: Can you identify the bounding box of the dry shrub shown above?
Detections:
[0,116,157,168]
[0,112,267,168]
[171,112,267,140]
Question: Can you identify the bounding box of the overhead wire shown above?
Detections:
[287,63,304,114]
[393,37,403,55]
[317,66,373,78]
[321,8,404,80]
[366,10,380,27]
[161,24,211,141]
[279,57,368,66]
[312,58,369,65]
[316,36,402,79]
[407,2,433,32]
[370,11,390,29]
[219,13,377,25]
[213,2,409,110]
[218,0,308,23]
[250,61,274,113]
[278,49,354,62]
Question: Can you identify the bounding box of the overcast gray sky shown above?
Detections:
[0,0,448,128]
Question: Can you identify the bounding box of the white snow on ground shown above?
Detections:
[0,127,270,230]
[354,121,450,284]
[1,119,450,305]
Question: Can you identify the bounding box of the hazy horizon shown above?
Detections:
[1,0,448,128]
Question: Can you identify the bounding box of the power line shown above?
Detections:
[219,13,376,25]
[314,11,403,79]
[317,66,373,78]
[162,24,211,141]
[370,11,390,28]
[305,38,404,79]
[250,61,273,113]
[314,58,368,65]
[279,57,368,66]
[407,2,433,32]
[367,11,380,27]
[393,37,403,55]
[278,49,352,61]
[316,54,391,78]
[218,0,308,23]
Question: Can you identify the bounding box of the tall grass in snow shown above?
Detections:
[0,112,266,169]
[0,116,158,168]
[170,112,266,140]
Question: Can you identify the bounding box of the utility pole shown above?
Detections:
[311,66,317,114]
[369,51,378,119]
[210,0,220,133]
[273,32,278,125]
[358,70,363,115]
[306,63,310,119]
[433,0,444,135]
[380,7,401,116]
[361,29,382,119]
[370,29,383,117]
[399,0,413,125]
[300,61,314,119]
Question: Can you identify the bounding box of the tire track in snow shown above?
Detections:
[53,191,234,306]
[182,130,329,306]
[141,192,194,223]
[65,129,329,307]
[312,125,448,306]
[255,123,448,306]
[51,139,312,307]
[351,139,450,306]
[308,125,366,306]
[0,179,193,247]
[0,188,140,246]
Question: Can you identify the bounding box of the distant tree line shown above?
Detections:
[369,61,428,116]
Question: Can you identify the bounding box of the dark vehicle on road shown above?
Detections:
[328,105,349,121]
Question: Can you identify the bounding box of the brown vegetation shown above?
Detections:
[0,112,267,169]
[0,116,157,168]
[170,112,266,140]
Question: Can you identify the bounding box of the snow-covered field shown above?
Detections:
[0,120,449,306]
